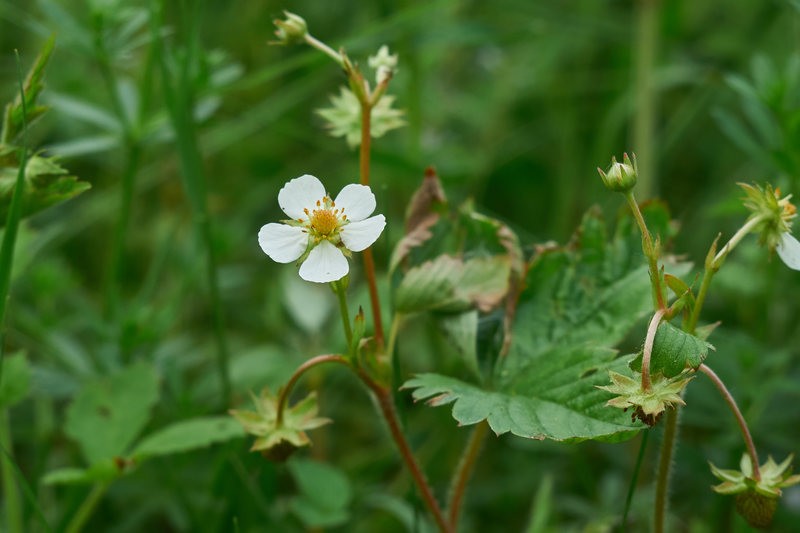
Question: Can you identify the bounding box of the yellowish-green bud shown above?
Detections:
[272,11,308,46]
[598,153,638,192]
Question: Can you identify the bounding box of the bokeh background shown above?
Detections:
[1,0,799,531]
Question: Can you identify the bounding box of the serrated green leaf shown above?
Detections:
[395,255,510,313]
[629,321,712,377]
[65,361,159,465]
[132,417,245,460]
[404,209,675,441]
[0,352,30,409]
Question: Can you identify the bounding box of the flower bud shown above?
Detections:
[272,11,308,46]
[598,153,638,192]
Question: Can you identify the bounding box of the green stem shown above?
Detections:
[633,0,660,197]
[275,354,350,427]
[0,409,22,533]
[447,421,489,529]
[687,215,764,332]
[654,408,679,533]
[621,430,649,531]
[332,282,353,347]
[698,364,761,480]
[0,52,30,533]
[355,369,452,533]
[625,191,665,310]
[103,143,141,323]
[64,482,109,533]
[303,34,343,66]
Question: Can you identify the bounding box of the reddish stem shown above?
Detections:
[641,308,665,391]
[698,364,761,480]
[356,369,452,533]
[276,354,350,426]
[447,421,489,529]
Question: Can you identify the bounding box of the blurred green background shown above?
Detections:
[1,0,799,531]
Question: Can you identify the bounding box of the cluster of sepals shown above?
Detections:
[232,11,800,532]
[595,153,800,527]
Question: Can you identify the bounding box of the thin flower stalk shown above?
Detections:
[641,308,665,391]
[698,364,761,481]
[275,354,350,427]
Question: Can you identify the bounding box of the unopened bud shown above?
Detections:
[598,153,638,192]
[272,11,307,46]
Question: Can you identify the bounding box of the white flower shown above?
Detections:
[777,232,800,270]
[258,174,386,283]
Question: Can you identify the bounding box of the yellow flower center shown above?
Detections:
[303,197,346,238]
[311,208,339,235]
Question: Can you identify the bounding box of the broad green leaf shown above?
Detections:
[0,147,91,225]
[395,255,510,313]
[629,321,712,377]
[288,458,352,528]
[65,361,159,465]
[404,209,681,442]
[132,416,245,460]
[0,352,30,409]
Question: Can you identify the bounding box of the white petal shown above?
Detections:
[777,232,800,270]
[299,240,349,283]
[334,183,376,222]
[341,214,386,252]
[278,174,326,220]
[258,223,308,263]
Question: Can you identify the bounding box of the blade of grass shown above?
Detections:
[150,0,231,406]
[0,48,33,533]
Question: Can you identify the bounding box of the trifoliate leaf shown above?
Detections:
[64,361,159,465]
[405,208,687,441]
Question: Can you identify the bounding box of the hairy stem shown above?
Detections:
[654,408,679,533]
[641,308,665,391]
[275,354,350,427]
[447,421,489,529]
[698,364,761,480]
[625,191,665,310]
[356,370,452,533]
